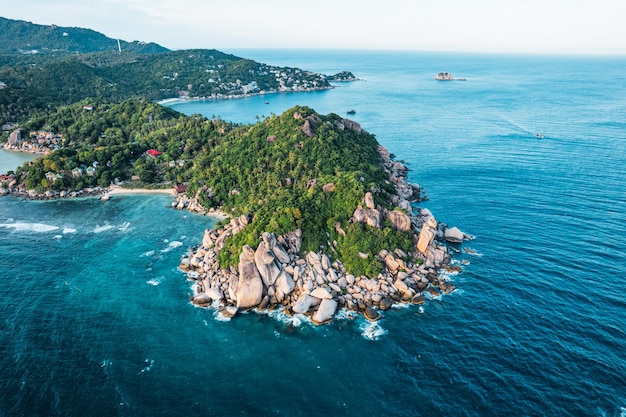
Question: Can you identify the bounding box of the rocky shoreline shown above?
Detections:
[1,142,468,326]
[177,145,469,324]
[0,183,106,199]
[157,85,334,105]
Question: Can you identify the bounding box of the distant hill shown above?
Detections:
[0,17,168,56]
[0,17,353,130]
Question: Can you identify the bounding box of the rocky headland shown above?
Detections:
[1,101,468,327]
[177,144,468,324]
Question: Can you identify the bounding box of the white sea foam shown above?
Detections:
[267,309,305,327]
[439,270,460,280]
[335,308,358,321]
[0,222,60,233]
[359,321,387,340]
[146,277,163,286]
[93,225,115,233]
[118,222,131,232]
[213,312,231,322]
[160,241,183,253]
[53,234,62,239]
[142,250,156,257]
[62,228,77,234]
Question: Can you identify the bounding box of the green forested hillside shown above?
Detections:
[14,98,232,190]
[0,17,351,131]
[196,106,412,274]
[0,49,331,128]
[10,101,411,276]
[0,17,167,55]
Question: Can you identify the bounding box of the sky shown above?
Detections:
[2,0,625,54]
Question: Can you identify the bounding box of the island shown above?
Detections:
[176,108,464,323]
[0,99,466,324]
[434,72,466,81]
[0,17,466,326]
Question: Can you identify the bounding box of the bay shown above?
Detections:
[0,149,39,175]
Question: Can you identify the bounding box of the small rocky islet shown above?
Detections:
[178,143,468,325]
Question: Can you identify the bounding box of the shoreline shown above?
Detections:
[107,185,175,196]
[157,85,335,106]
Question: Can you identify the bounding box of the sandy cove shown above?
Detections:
[107,185,175,196]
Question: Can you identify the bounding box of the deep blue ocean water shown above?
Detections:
[1,50,625,416]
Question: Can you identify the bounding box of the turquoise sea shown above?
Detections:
[1,50,625,416]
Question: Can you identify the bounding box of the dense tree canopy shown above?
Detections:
[11,101,413,276]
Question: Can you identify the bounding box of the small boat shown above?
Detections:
[535,133,544,139]
[264,101,270,104]
[347,109,356,115]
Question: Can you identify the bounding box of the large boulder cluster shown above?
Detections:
[181,216,454,324]
[179,146,466,324]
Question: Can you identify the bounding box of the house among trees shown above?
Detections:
[45,172,63,183]
[86,166,96,176]
[174,183,187,194]
[147,149,162,157]
[71,167,84,178]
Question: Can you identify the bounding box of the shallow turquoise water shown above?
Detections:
[2,51,626,416]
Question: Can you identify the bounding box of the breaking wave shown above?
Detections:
[359,321,387,340]
[160,241,183,253]
[93,225,115,233]
[0,222,60,233]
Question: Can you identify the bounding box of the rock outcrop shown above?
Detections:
[417,216,438,254]
[444,226,465,243]
[236,245,264,309]
[180,144,463,326]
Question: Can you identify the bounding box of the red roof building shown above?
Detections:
[147,149,163,157]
